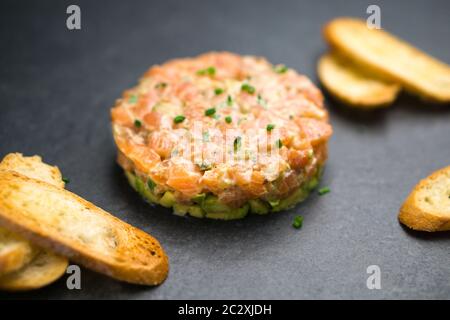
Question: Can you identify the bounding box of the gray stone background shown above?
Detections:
[0,0,449,299]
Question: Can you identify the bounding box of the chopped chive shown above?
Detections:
[275,139,283,148]
[225,116,232,124]
[274,64,288,74]
[205,107,216,117]
[266,124,275,131]
[241,83,255,94]
[155,82,167,89]
[62,177,70,184]
[227,95,233,106]
[173,115,186,124]
[234,136,242,151]
[147,178,156,191]
[128,95,138,104]
[199,162,212,171]
[197,66,216,76]
[318,187,331,196]
[214,88,224,95]
[134,119,142,128]
[257,94,267,109]
[292,215,303,229]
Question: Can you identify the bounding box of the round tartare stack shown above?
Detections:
[111,52,332,219]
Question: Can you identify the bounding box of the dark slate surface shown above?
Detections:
[0,0,449,299]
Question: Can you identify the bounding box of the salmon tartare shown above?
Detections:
[111,52,332,219]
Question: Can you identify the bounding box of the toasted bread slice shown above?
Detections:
[0,249,68,291]
[0,228,36,276]
[0,171,169,285]
[317,52,400,108]
[0,153,64,188]
[324,18,450,103]
[0,153,68,290]
[399,166,450,232]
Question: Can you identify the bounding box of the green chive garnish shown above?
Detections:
[276,139,283,148]
[134,119,142,128]
[257,94,267,109]
[214,88,224,95]
[205,108,216,117]
[274,64,288,74]
[197,66,216,76]
[62,177,70,184]
[192,193,206,204]
[128,95,138,104]
[147,178,156,191]
[266,124,275,131]
[202,131,209,142]
[227,95,233,106]
[241,83,255,94]
[292,215,303,229]
[234,136,242,151]
[318,187,331,196]
[173,115,186,124]
[155,82,167,89]
[199,162,212,171]
[225,116,232,124]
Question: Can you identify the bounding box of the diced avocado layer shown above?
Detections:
[270,187,308,212]
[205,205,249,220]
[249,199,270,215]
[188,205,205,218]
[125,171,161,204]
[160,191,176,208]
[173,203,190,216]
[202,195,249,220]
[125,167,323,220]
